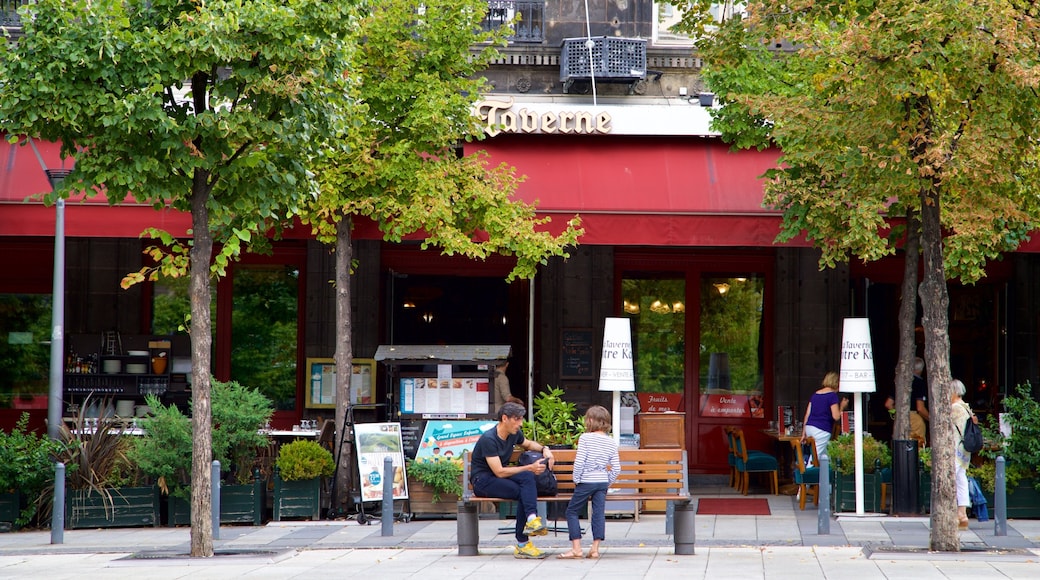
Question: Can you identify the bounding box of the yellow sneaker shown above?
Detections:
[514,541,547,559]
[522,516,548,536]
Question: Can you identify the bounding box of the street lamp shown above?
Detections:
[27,137,73,440]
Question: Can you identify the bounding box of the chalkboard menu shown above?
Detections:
[561,328,594,379]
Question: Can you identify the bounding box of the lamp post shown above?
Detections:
[28,137,73,440]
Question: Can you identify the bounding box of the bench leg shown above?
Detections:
[457,502,480,556]
[673,500,695,555]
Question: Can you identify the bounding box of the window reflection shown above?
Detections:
[0,294,50,409]
[621,277,685,394]
[231,267,299,411]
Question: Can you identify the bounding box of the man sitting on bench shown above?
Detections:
[470,401,557,559]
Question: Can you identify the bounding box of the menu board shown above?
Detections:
[561,328,594,379]
[305,358,376,409]
[354,422,408,501]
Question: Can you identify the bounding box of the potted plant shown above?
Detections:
[273,439,334,520]
[406,458,463,507]
[130,378,273,525]
[523,386,584,448]
[828,432,891,512]
[975,383,1040,517]
[0,413,66,529]
[59,401,160,529]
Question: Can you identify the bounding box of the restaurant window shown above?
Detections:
[621,276,686,397]
[230,266,300,411]
[698,275,765,418]
[652,1,747,45]
[0,294,50,410]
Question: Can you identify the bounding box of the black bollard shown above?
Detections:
[891,440,919,515]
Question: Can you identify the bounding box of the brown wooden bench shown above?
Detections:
[457,447,694,556]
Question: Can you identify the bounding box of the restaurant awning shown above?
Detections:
[463,134,797,247]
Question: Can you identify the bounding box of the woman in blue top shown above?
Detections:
[800,372,847,460]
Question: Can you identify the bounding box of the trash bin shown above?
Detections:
[891,439,919,515]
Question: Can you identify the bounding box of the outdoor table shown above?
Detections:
[762,429,801,483]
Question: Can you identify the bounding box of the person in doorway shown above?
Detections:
[950,379,975,530]
[800,371,847,459]
[492,360,523,414]
[910,357,930,445]
[558,405,620,560]
[469,401,555,559]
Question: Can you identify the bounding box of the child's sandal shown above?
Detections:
[556,551,583,559]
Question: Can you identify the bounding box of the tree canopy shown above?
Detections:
[1,0,357,556]
[680,0,1040,550]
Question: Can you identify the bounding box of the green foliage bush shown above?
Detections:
[523,386,584,447]
[0,413,66,525]
[406,458,463,502]
[975,382,1040,493]
[130,378,274,494]
[827,433,891,475]
[276,440,335,481]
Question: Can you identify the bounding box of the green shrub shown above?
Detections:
[0,413,66,525]
[127,394,192,498]
[276,440,334,481]
[827,433,891,475]
[522,386,584,447]
[976,382,1040,493]
[406,458,463,502]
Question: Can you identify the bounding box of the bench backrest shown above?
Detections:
[461,448,689,501]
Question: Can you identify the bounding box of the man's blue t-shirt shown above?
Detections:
[469,425,526,487]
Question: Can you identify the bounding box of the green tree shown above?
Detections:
[298,0,582,510]
[0,0,355,556]
[682,0,1040,550]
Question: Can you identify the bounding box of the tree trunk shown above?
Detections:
[333,215,355,513]
[189,172,215,557]
[919,185,957,551]
[893,211,920,441]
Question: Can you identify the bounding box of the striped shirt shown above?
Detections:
[572,431,621,485]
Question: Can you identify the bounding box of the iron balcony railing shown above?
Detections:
[1,0,29,27]
[483,0,544,43]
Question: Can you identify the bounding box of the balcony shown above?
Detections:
[1,0,29,28]
[482,0,544,43]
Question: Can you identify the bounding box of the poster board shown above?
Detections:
[354,422,409,501]
[561,328,594,379]
[305,358,375,409]
[412,420,494,462]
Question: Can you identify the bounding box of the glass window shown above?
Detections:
[0,294,51,410]
[699,275,764,417]
[621,276,686,394]
[652,1,747,45]
[230,266,300,411]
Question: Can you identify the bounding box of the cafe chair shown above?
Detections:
[733,428,779,495]
[792,438,820,510]
[724,426,740,489]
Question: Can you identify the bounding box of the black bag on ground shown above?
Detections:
[518,451,558,496]
[961,416,984,454]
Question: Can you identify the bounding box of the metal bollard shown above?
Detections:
[51,462,65,545]
[212,460,221,540]
[995,456,1007,536]
[381,457,394,536]
[665,499,674,535]
[673,501,695,555]
[818,454,830,535]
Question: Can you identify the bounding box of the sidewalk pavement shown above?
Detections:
[1,485,1039,579]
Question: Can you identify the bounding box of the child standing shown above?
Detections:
[557,405,620,560]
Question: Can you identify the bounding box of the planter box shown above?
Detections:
[985,481,1040,519]
[831,469,883,513]
[918,470,932,514]
[0,491,21,531]
[166,477,265,526]
[273,474,321,521]
[407,477,460,516]
[66,486,160,529]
